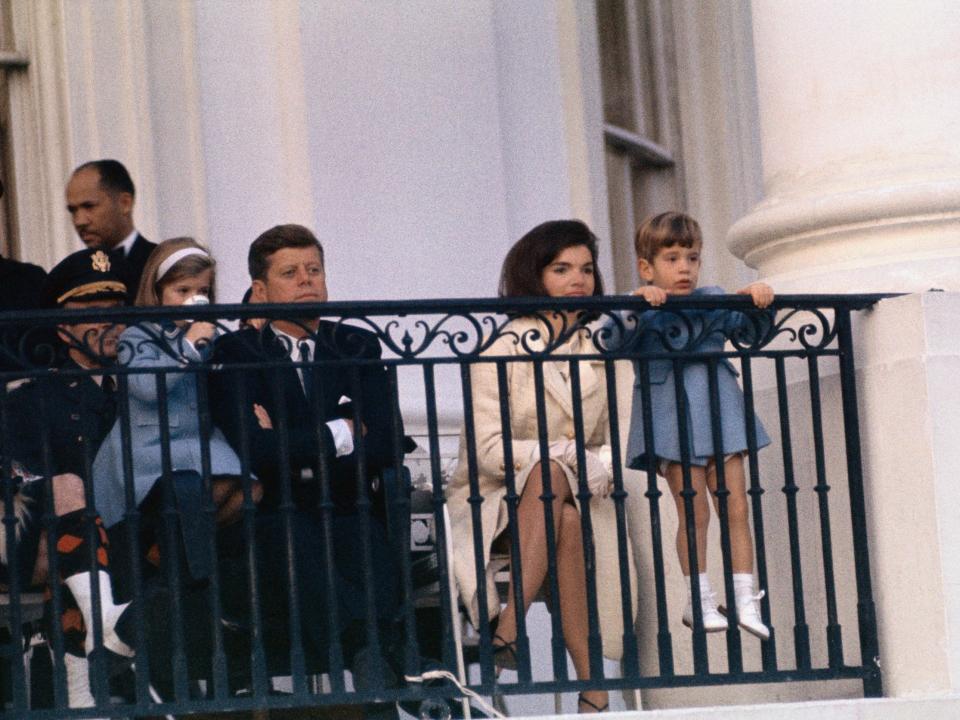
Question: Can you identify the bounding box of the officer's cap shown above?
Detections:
[43,249,127,307]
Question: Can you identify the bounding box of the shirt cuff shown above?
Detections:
[327,419,354,457]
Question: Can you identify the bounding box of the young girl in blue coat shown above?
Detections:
[618,212,774,640]
[93,239,257,547]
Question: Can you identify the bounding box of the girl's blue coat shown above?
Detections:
[92,323,242,527]
[610,286,771,469]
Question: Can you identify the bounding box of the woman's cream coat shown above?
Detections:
[445,317,639,660]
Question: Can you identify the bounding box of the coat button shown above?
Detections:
[514,462,522,471]
[566,431,575,440]
[499,462,505,471]
[71,413,80,421]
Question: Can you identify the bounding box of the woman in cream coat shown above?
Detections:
[446,220,637,714]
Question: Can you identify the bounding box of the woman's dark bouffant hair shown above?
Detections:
[498,220,605,298]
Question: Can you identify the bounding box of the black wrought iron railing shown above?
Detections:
[0,294,885,718]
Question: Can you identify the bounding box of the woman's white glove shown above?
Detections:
[543,439,613,498]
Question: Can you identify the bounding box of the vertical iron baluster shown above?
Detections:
[532,358,568,680]
[807,355,843,668]
[194,365,228,698]
[740,356,776,669]
[80,368,111,705]
[603,359,642,677]
[268,367,308,694]
[836,308,882,697]
[35,379,67,708]
[388,366,420,679]
[155,372,190,699]
[774,357,810,670]
[636,358,673,676]
[348,365,385,690]
[230,372,269,699]
[496,360,532,682]
[568,358,604,683]
[116,372,152,707]
[0,383,28,712]
[422,364,458,675]
[672,358,708,673]
[707,359,743,673]
[459,362,496,686]
[307,358,345,692]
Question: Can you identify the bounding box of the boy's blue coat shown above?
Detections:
[92,322,242,527]
[608,286,772,469]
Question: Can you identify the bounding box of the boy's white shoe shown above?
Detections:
[681,591,728,633]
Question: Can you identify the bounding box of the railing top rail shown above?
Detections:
[0,292,901,326]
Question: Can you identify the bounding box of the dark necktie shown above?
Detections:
[101,375,117,398]
[299,342,315,403]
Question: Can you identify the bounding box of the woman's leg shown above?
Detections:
[495,460,573,646]
[554,502,608,712]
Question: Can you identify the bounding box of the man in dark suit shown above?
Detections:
[0,179,48,372]
[65,159,156,302]
[210,225,405,713]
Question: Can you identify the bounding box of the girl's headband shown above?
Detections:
[156,247,211,282]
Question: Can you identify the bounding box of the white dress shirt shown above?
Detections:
[274,328,354,457]
[114,229,140,257]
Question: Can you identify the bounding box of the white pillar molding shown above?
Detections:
[6,0,74,267]
[141,0,208,244]
[856,293,960,696]
[728,0,960,293]
[266,0,315,228]
[60,0,160,245]
[671,0,764,292]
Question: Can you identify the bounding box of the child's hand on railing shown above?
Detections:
[736,282,775,308]
[632,285,668,306]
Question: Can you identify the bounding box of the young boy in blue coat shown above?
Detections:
[619,212,774,640]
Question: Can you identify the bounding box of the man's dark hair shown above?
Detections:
[74,159,135,198]
[248,224,325,281]
[499,219,605,298]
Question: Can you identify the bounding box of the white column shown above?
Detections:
[728,0,960,293]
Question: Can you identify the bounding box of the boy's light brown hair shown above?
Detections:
[634,211,702,262]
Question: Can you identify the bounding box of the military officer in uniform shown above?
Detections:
[1,248,133,711]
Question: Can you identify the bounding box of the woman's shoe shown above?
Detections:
[681,591,728,633]
[491,634,518,671]
[577,692,609,713]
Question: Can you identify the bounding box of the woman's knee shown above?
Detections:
[526,460,572,501]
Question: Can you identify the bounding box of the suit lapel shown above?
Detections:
[259,326,307,411]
